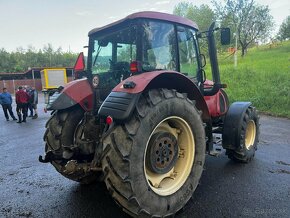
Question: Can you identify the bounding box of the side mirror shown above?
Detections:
[74,52,85,72]
[221,28,231,45]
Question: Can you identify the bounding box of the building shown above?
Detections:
[0,67,73,94]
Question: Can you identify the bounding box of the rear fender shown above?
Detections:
[222,102,252,150]
[47,78,93,111]
[98,71,210,122]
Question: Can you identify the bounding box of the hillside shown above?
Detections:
[216,41,290,118]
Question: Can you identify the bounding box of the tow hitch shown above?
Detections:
[38,151,63,163]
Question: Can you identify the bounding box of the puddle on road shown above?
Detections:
[268,169,290,174]
[268,161,290,174]
[275,160,290,166]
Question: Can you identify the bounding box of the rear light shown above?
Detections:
[130,61,142,73]
[106,116,113,125]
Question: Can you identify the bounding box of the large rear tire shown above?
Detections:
[44,106,100,184]
[101,89,205,217]
[226,106,259,163]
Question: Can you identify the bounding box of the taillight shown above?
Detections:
[130,61,141,73]
[106,116,113,125]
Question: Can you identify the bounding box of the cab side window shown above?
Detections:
[177,26,198,76]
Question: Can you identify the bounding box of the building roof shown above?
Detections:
[88,11,199,36]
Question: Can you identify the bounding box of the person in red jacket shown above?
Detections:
[15,86,30,123]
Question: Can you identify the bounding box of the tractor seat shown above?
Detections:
[112,61,130,72]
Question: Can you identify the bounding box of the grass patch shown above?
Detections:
[216,41,290,118]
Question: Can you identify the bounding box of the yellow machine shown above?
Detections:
[40,68,68,108]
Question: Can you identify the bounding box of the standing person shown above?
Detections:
[0,88,17,121]
[27,87,34,117]
[15,86,30,123]
[30,87,38,119]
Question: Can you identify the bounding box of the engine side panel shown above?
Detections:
[47,78,93,111]
[204,89,229,117]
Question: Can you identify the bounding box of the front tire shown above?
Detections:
[101,89,205,216]
[226,106,259,163]
[44,106,100,184]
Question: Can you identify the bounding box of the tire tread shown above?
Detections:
[226,106,260,163]
[102,88,205,217]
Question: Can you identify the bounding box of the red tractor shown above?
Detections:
[39,12,259,217]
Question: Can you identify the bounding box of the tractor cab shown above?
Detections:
[73,12,231,118]
[84,12,201,101]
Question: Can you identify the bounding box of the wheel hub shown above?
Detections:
[245,120,256,150]
[146,132,178,174]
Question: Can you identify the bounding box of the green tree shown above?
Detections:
[0,45,78,72]
[173,2,215,32]
[213,0,274,56]
[173,2,217,56]
[277,16,290,41]
[0,48,10,72]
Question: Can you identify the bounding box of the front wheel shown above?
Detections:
[226,106,260,163]
[101,89,206,216]
[44,106,100,184]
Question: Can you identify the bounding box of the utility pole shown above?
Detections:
[234,23,238,68]
[234,32,238,68]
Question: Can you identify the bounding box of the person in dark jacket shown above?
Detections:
[27,87,38,119]
[15,86,30,123]
[27,87,34,117]
[0,88,17,121]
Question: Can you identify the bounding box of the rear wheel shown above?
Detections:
[226,106,259,163]
[101,89,205,216]
[44,106,100,184]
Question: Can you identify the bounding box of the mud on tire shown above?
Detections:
[101,89,206,217]
[44,105,99,184]
[226,106,260,163]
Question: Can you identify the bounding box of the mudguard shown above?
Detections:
[47,78,93,111]
[98,71,210,122]
[222,102,252,150]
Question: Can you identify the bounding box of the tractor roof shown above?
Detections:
[88,11,199,36]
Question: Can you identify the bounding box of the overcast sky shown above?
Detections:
[0,0,289,53]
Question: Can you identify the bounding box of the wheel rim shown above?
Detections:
[144,116,195,196]
[245,120,256,150]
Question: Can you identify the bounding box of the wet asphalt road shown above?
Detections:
[0,98,289,218]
